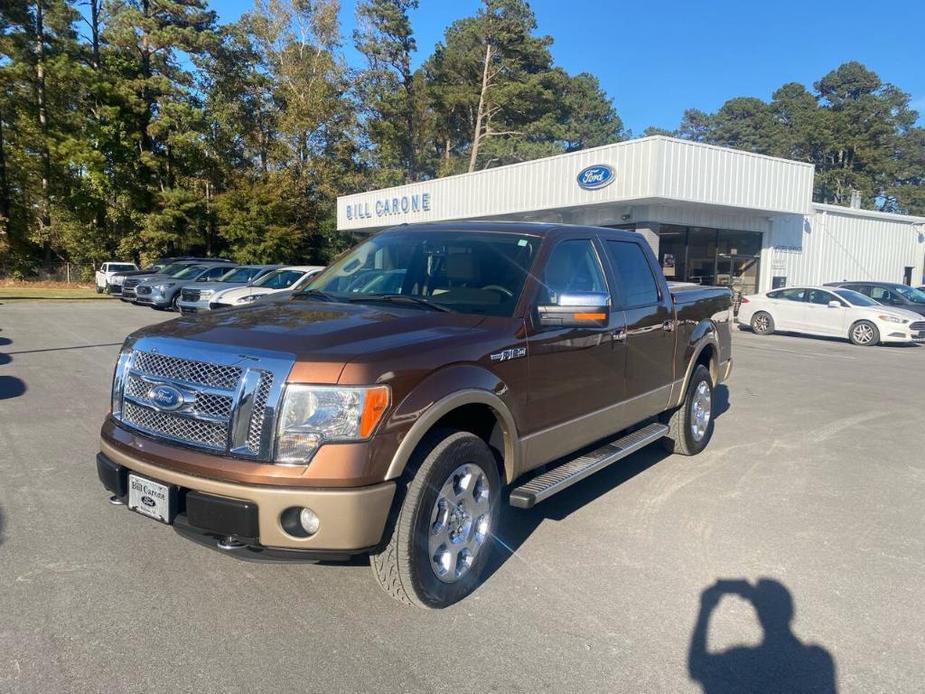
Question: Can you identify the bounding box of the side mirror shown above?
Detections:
[538,292,611,328]
[827,300,842,308]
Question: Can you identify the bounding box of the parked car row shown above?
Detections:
[738,280,925,346]
[100,257,325,313]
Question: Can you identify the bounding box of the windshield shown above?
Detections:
[308,230,539,317]
[218,267,262,284]
[893,284,925,304]
[253,269,306,289]
[835,289,878,307]
[110,264,136,272]
[173,264,206,279]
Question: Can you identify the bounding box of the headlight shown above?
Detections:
[236,295,259,304]
[877,314,907,324]
[275,385,390,464]
[200,290,214,298]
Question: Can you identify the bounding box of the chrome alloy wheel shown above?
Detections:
[428,464,492,583]
[690,380,712,442]
[852,322,875,345]
[753,313,770,333]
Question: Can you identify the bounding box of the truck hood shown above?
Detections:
[131,297,488,368]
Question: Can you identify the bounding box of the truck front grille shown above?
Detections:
[121,401,228,450]
[114,345,287,461]
[135,286,152,296]
[132,350,241,389]
[181,289,201,302]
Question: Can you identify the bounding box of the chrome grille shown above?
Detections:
[113,340,290,461]
[124,375,233,420]
[121,401,228,450]
[181,288,201,302]
[910,321,925,331]
[245,372,274,454]
[136,285,152,296]
[133,351,241,389]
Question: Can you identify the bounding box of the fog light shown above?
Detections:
[280,506,320,538]
[299,507,320,535]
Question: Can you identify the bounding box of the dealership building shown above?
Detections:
[337,136,925,294]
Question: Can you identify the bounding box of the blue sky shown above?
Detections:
[215,0,925,134]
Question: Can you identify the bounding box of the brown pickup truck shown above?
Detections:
[97,222,732,608]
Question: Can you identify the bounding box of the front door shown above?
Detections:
[600,238,675,414]
[801,288,848,336]
[524,237,627,467]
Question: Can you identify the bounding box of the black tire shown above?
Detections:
[104,283,112,294]
[95,284,103,294]
[661,364,714,456]
[849,320,879,346]
[371,429,501,608]
[750,311,774,336]
[170,293,181,312]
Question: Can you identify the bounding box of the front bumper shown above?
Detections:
[881,330,925,344]
[177,298,212,314]
[97,442,396,553]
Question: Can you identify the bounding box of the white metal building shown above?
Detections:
[337,136,925,294]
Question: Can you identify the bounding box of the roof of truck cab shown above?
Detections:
[379,221,639,239]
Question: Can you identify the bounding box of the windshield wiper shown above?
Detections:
[293,289,337,302]
[348,294,454,313]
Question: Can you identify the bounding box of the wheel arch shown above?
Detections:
[385,385,520,484]
[673,326,720,408]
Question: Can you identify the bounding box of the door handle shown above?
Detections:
[662,320,674,332]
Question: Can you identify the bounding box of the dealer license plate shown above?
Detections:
[127,474,172,524]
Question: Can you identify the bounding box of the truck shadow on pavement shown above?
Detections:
[688,578,837,694]
[0,330,26,399]
[486,384,732,583]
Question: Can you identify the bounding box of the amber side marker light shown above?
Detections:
[573,312,607,321]
[360,385,391,437]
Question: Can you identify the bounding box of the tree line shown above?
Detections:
[0,1,921,278]
[648,61,924,215]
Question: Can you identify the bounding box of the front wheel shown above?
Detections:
[661,364,714,456]
[371,429,500,608]
[849,320,879,346]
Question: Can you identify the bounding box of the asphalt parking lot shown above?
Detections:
[1,301,924,693]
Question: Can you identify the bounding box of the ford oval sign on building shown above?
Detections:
[577,164,615,191]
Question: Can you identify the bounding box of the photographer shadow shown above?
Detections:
[689,578,837,694]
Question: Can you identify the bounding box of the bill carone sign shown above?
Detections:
[345,192,432,221]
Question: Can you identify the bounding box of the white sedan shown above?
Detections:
[738,286,925,346]
[209,265,325,309]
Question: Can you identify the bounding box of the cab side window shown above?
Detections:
[199,266,229,281]
[603,240,659,307]
[540,239,607,304]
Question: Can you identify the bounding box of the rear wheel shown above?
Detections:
[750,311,774,336]
[849,320,879,346]
[95,284,103,294]
[661,364,714,456]
[371,429,500,608]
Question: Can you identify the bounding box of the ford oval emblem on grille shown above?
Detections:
[148,384,184,411]
[577,164,615,190]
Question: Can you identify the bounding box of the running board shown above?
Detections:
[509,423,669,509]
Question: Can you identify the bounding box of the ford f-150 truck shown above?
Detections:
[97,222,732,608]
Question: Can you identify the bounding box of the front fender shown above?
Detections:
[383,364,520,482]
